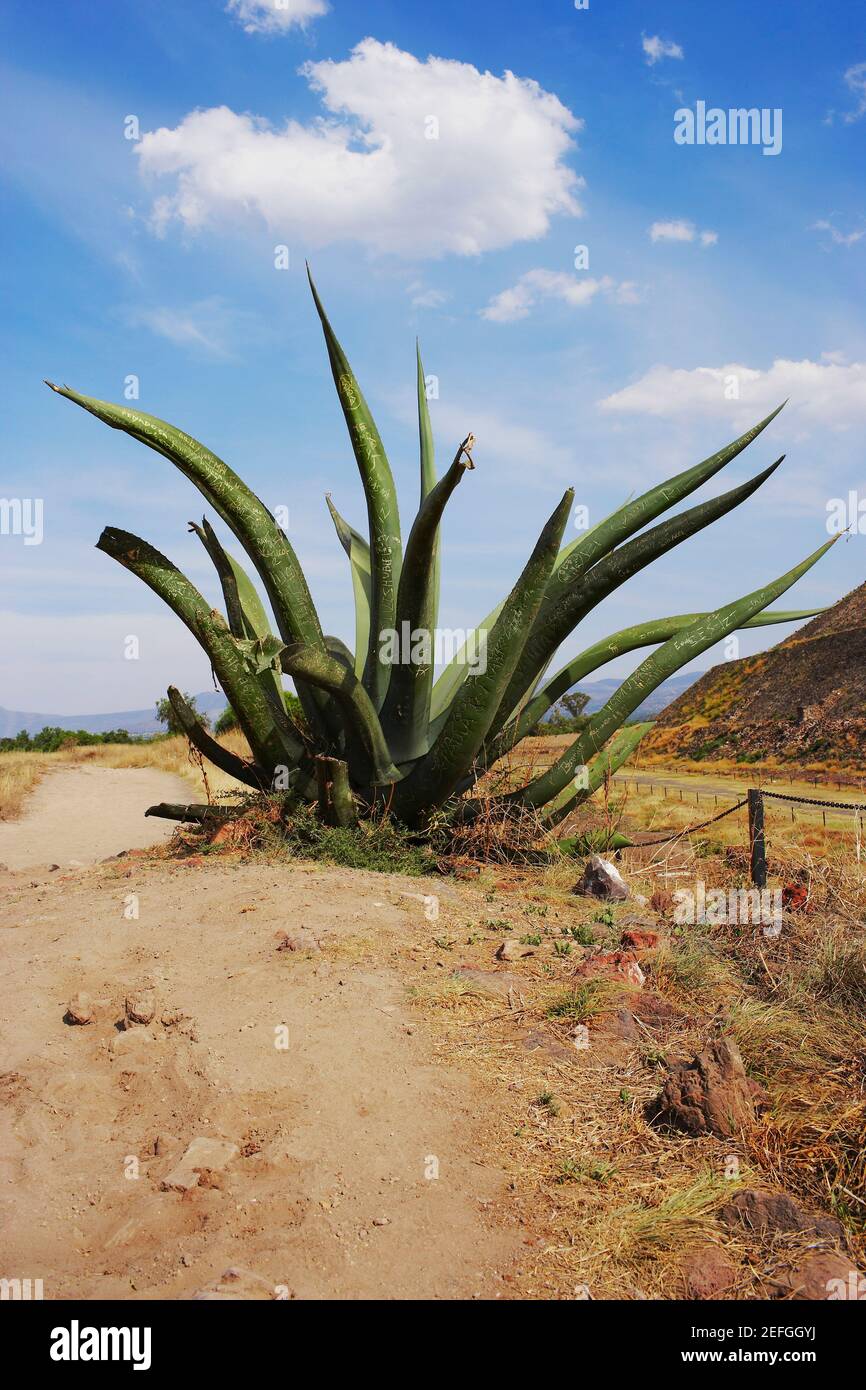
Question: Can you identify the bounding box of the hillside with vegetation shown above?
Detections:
[642,581,866,769]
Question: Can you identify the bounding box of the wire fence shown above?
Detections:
[618,780,866,855]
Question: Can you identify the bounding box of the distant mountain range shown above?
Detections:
[569,671,704,719]
[0,692,228,739]
[0,670,704,742]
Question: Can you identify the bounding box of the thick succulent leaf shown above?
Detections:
[417,341,440,634]
[307,269,402,705]
[235,633,286,676]
[279,644,401,787]
[380,436,474,762]
[393,488,574,824]
[487,603,825,764]
[490,457,785,743]
[512,537,836,809]
[190,518,287,713]
[96,527,305,776]
[326,495,371,679]
[167,686,269,791]
[542,722,653,827]
[47,383,323,653]
[546,404,786,602]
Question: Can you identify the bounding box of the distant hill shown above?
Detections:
[0,691,227,740]
[642,581,866,768]
[572,671,704,719]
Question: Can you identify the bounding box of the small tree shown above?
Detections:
[542,690,591,734]
[156,693,210,736]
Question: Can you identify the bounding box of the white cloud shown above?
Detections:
[136,39,582,259]
[811,218,865,247]
[642,34,684,66]
[481,269,636,323]
[599,358,866,427]
[649,219,718,246]
[226,0,328,34]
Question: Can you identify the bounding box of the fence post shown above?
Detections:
[748,788,767,888]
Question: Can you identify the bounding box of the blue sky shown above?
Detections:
[1,0,864,713]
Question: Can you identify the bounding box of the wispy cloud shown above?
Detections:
[126,297,254,358]
[811,217,865,247]
[136,39,582,259]
[825,61,866,125]
[649,219,718,246]
[642,34,684,66]
[481,269,638,323]
[225,0,329,34]
[407,283,451,309]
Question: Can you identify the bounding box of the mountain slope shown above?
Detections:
[642,581,866,768]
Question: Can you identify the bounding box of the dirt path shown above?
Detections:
[0,857,521,1300]
[0,765,191,870]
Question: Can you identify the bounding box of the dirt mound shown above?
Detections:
[642,580,866,767]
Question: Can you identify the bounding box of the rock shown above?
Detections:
[453,967,524,1000]
[496,940,537,961]
[650,889,674,916]
[125,989,156,1026]
[574,949,645,989]
[781,883,811,913]
[620,928,659,952]
[649,1037,757,1137]
[154,1133,182,1158]
[191,1266,279,1300]
[65,992,94,1025]
[766,1252,864,1301]
[161,1136,239,1193]
[718,1189,843,1241]
[681,1247,738,1299]
[572,855,629,902]
[585,1007,642,1065]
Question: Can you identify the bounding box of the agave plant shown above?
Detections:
[47,271,833,830]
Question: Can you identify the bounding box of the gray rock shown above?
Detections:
[572,855,629,901]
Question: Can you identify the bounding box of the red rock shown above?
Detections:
[718,1189,843,1240]
[681,1247,737,1299]
[573,949,645,988]
[781,882,812,912]
[620,928,659,951]
[650,1037,757,1138]
[767,1252,864,1301]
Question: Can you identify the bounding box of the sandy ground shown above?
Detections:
[0,766,190,870]
[0,769,522,1300]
